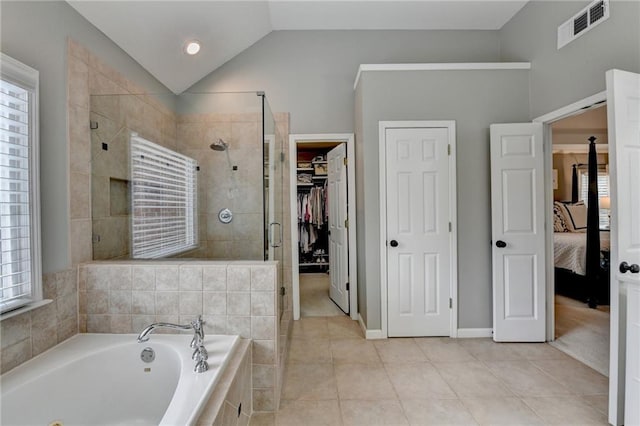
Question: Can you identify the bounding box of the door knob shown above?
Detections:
[496,240,507,248]
[619,261,640,274]
[389,240,399,247]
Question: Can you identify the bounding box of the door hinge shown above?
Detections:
[280,287,286,296]
[448,144,451,156]
[346,282,350,291]
[343,157,348,166]
[449,222,452,232]
[449,298,453,309]
[345,218,349,228]
[280,152,285,162]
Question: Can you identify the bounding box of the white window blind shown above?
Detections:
[130,134,198,259]
[579,170,610,229]
[0,53,41,314]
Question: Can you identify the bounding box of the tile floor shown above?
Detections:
[250,316,609,426]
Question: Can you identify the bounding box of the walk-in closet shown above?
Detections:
[290,136,357,320]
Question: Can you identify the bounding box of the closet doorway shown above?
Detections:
[289,134,358,321]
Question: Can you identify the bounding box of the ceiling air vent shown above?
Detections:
[558,0,609,49]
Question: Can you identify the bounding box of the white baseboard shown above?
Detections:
[457,328,493,338]
[358,313,386,340]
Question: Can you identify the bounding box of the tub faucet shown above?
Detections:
[137,316,209,373]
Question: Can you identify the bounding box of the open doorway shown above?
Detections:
[548,105,611,376]
[289,134,358,321]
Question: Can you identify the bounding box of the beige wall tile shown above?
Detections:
[179,292,203,316]
[57,317,78,342]
[1,314,31,349]
[70,172,91,219]
[132,291,156,315]
[109,291,132,314]
[0,339,31,374]
[227,266,251,291]
[132,315,156,333]
[110,315,133,333]
[227,292,251,316]
[253,364,276,389]
[203,292,227,315]
[69,104,91,175]
[251,266,275,291]
[253,388,276,412]
[132,266,156,290]
[107,265,132,290]
[32,326,58,356]
[180,265,203,291]
[251,291,275,316]
[156,266,179,290]
[57,292,78,322]
[68,57,89,109]
[70,219,92,265]
[227,316,251,339]
[87,314,111,333]
[202,315,227,334]
[86,290,109,314]
[30,301,57,329]
[253,340,276,365]
[156,292,179,315]
[252,316,276,340]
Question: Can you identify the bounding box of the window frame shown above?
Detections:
[0,52,43,316]
[129,133,198,259]
[578,168,610,229]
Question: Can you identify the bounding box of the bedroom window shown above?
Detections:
[130,133,198,259]
[0,53,42,315]
[579,170,610,229]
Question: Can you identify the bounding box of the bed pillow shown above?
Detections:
[559,201,587,232]
[553,201,569,232]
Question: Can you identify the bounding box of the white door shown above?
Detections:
[386,127,451,337]
[328,143,349,313]
[607,69,640,426]
[490,123,545,342]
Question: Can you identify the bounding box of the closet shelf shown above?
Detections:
[297,168,314,171]
[300,262,329,266]
[312,176,327,180]
[297,183,313,186]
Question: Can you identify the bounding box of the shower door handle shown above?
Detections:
[269,222,282,248]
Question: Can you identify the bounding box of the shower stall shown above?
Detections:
[88,91,285,269]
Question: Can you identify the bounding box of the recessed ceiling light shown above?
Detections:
[184,41,201,55]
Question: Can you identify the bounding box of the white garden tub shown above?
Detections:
[0,333,240,426]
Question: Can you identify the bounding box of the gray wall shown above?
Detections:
[0,1,174,273]
[500,0,640,119]
[357,69,531,329]
[187,30,502,133]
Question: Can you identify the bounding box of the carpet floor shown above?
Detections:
[300,273,346,317]
[551,295,610,376]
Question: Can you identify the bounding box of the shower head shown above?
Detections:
[210,138,228,151]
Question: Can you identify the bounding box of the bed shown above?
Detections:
[553,137,610,308]
[554,231,610,276]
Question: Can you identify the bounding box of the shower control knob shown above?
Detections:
[218,208,233,224]
[619,261,640,274]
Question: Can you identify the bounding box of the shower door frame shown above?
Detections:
[289,133,358,321]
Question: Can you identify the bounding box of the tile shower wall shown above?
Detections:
[67,37,179,262]
[175,113,264,260]
[0,269,78,373]
[79,261,282,412]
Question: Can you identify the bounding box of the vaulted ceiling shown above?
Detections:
[67,1,529,94]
